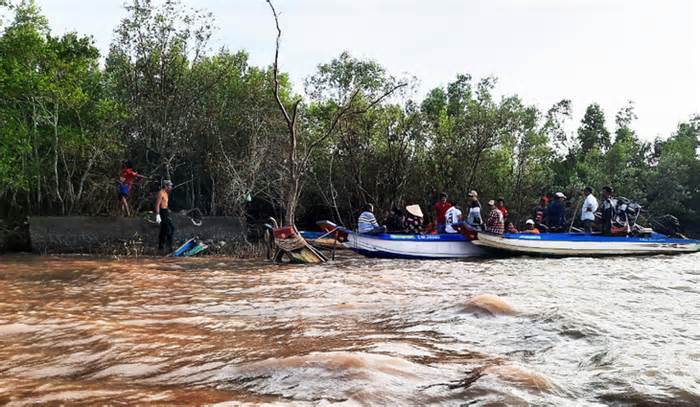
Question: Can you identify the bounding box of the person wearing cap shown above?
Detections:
[495,197,509,221]
[484,199,504,235]
[433,192,452,233]
[580,186,598,234]
[404,204,424,234]
[520,219,540,234]
[465,191,482,229]
[155,180,175,252]
[546,192,567,232]
[600,186,616,235]
[358,203,386,234]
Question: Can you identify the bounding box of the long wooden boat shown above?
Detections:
[317,222,485,259]
[471,231,700,256]
[299,231,347,250]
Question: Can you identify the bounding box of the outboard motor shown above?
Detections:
[650,214,687,239]
[610,197,644,236]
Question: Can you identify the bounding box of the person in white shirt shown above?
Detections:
[444,205,463,233]
[580,186,598,234]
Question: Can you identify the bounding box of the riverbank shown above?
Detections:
[5,215,251,257]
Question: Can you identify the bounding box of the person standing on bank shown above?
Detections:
[580,186,598,234]
[155,180,175,253]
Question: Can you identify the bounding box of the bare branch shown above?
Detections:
[302,82,407,168]
[266,0,294,130]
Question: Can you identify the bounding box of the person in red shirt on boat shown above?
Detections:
[117,160,145,216]
[434,192,452,233]
[485,200,504,235]
[495,197,509,221]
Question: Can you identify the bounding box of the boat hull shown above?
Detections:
[343,229,485,259]
[473,232,700,256]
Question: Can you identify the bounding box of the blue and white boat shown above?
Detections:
[472,231,700,256]
[316,222,485,259]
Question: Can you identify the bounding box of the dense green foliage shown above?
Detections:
[1,1,698,234]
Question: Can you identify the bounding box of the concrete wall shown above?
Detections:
[29,215,246,254]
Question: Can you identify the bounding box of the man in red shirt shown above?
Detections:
[117,161,145,216]
[496,197,509,221]
[434,192,452,233]
[120,161,143,189]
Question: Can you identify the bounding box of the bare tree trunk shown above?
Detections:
[32,102,42,209]
[267,0,302,227]
[266,0,404,226]
[210,174,216,215]
[75,150,97,213]
[53,105,65,214]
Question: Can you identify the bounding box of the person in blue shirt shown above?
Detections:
[546,192,567,232]
[357,204,386,234]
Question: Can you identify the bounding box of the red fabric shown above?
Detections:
[434,201,452,223]
[120,167,140,187]
[498,206,509,219]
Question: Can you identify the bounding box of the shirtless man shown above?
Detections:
[155,180,174,253]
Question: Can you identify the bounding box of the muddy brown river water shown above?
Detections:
[0,253,699,406]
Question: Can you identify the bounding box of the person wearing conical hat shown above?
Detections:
[404,204,424,234]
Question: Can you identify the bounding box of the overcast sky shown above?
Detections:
[31,0,699,141]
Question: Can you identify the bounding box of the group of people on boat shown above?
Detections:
[357,185,625,236]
